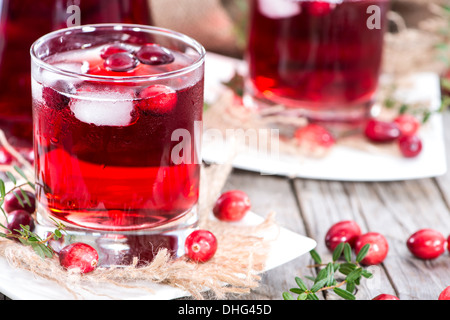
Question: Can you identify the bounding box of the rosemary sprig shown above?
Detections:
[0,166,65,259]
[283,243,372,300]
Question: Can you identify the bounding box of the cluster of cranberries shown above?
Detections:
[99,43,175,73]
[364,115,422,158]
[98,44,178,116]
[2,190,99,274]
[184,190,251,263]
[294,114,423,158]
[324,220,450,300]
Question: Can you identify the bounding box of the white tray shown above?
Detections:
[0,211,316,300]
[203,53,447,182]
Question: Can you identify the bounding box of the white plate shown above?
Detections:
[203,53,447,181]
[0,211,316,300]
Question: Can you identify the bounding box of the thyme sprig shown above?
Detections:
[283,243,372,300]
[0,166,66,259]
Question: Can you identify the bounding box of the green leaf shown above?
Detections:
[362,270,373,279]
[332,242,345,262]
[54,229,62,239]
[306,293,319,300]
[290,288,305,294]
[5,172,16,185]
[333,287,356,300]
[346,282,356,294]
[422,110,432,124]
[344,243,352,263]
[311,278,328,293]
[346,267,363,283]
[295,277,308,291]
[304,275,316,282]
[442,77,450,91]
[356,244,371,263]
[282,292,294,300]
[399,104,408,114]
[309,249,322,265]
[0,180,5,198]
[14,166,28,180]
[298,293,308,300]
[316,267,329,282]
[339,263,357,276]
[326,263,335,287]
[12,191,24,208]
[19,188,32,207]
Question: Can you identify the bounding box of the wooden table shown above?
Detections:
[2,113,450,301]
[221,112,450,301]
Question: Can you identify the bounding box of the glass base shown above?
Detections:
[244,92,380,135]
[35,205,198,267]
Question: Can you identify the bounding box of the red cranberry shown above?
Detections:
[185,230,217,263]
[325,220,362,252]
[294,124,335,149]
[438,286,450,300]
[6,210,35,235]
[448,235,450,254]
[393,114,420,137]
[100,44,129,59]
[364,119,401,142]
[354,232,389,265]
[4,191,36,214]
[42,86,71,111]
[406,229,446,260]
[372,294,400,300]
[59,242,99,273]
[213,190,251,222]
[0,148,13,165]
[136,84,177,114]
[104,52,138,72]
[398,135,422,158]
[135,44,175,65]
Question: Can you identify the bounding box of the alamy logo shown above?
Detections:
[66,5,81,27]
[366,5,381,30]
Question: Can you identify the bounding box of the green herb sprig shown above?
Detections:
[282,243,372,300]
[0,166,66,259]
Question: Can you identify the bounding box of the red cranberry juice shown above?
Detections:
[246,0,389,121]
[33,44,203,231]
[0,0,152,147]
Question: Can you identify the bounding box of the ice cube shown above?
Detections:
[70,90,136,127]
[258,0,301,19]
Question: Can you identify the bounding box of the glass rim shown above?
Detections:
[30,23,206,83]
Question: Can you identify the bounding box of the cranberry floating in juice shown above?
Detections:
[31,25,205,237]
[0,0,152,148]
[246,0,390,124]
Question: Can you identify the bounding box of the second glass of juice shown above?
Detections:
[246,0,390,125]
[31,24,205,265]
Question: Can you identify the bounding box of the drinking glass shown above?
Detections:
[245,0,390,126]
[31,24,205,266]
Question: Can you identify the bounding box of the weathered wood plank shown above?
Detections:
[222,169,313,300]
[434,111,450,209]
[353,179,450,300]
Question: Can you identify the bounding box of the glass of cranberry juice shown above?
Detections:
[31,25,205,263]
[245,0,389,124]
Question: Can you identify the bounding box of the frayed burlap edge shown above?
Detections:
[0,156,278,300]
